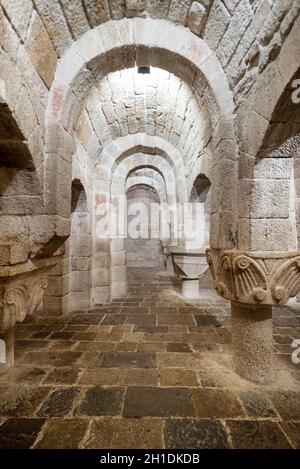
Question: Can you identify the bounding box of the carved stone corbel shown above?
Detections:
[0,256,60,334]
[0,276,48,333]
[206,248,300,305]
[206,248,300,384]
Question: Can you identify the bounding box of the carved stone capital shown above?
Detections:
[206,248,300,305]
[0,257,59,333]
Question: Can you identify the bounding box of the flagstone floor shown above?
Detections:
[0,267,299,449]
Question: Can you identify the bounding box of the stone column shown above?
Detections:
[0,328,14,366]
[231,301,273,384]
[181,278,199,299]
[206,248,300,384]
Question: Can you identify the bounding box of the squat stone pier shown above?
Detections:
[207,249,300,384]
[231,302,273,384]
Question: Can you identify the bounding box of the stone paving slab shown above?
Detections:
[164,419,230,449]
[84,418,164,449]
[0,418,46,449]
[33,418,89,449]
[123,387,195,417]
[226,420,292,449]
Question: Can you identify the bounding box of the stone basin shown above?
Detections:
[169,247,209,298]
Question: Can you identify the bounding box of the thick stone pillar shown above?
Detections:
[207,248,300,384]
[0,328,14,366]
[111,240,127,300]
[231,301,273,384]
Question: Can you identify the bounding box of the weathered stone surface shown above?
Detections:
[160,368,198,386]
[0,418,45,449]
[0,366,47,386]
[207,248,300,306]
[19,351,82,367]
[37,387,79,417]
[43,367,80,385]
[267,390,300,420]
[168,0,193,25]
[14,86,38,138]
[280,421,300,448]
[227,420,291,449]
[25,12,58,88]
[101,314,127,325]
[69,314,105,325]
[34,418,88,449]
[120,368,159,386]
[134,325,168,333]
[33,0,72,55]
[0,265,299,449]
[231,302,273,384]
[75,387,124,416]
[85,418,163,449]
[193,388,245,418]
[126,0,147,17]
[164,419,229,449]
[123,387,195,417]
[83,0,111,26]
[97,351,156,368]
[60,0,90,39]
[187,2,206,36]
[204,0,230,50]
[238,390,277,418]
[126,314,156,325]
[167,342,192,352]
[0,386,50,417]
[146,0,171,18]
[217,0,253,68]
[1,0,32,41]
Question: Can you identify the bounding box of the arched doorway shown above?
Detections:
[125,183,163,268]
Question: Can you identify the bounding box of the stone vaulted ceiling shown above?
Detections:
[75,67,211,171]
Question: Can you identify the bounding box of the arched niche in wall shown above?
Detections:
[67,179,91,311]
[187,174,211,249]
[0,96,33,170]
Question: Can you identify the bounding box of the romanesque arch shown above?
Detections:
[45,18,237,254]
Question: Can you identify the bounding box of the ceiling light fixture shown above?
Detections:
[137,66,150,74]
